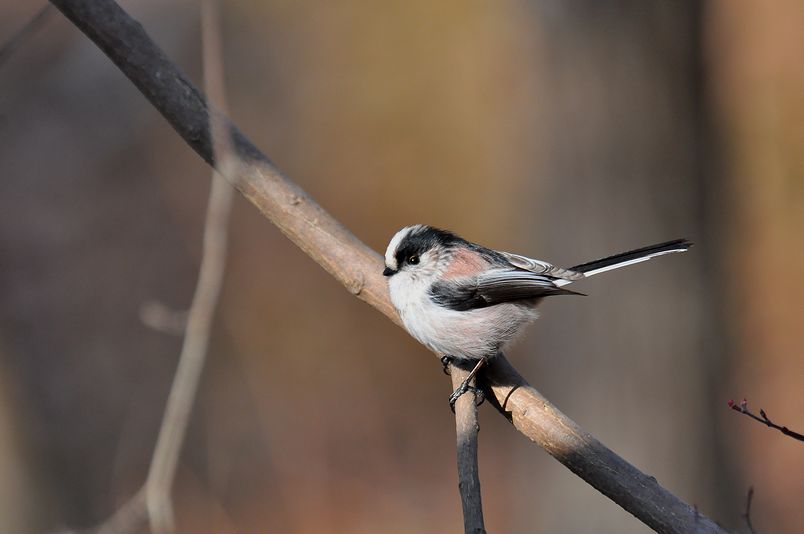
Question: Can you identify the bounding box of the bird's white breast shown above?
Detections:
[389,272,539,361]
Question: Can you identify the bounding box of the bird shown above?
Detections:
[382,225,692,408]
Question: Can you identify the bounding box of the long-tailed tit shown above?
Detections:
[382,225,691,406]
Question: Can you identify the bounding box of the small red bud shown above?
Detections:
[727,400,735,408]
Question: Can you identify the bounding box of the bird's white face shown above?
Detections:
[382,225,452,316]
[383,225,444,281]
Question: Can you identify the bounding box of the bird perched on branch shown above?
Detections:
[382,225,691,408]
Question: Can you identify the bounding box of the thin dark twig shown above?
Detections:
[743,486,756,534]
[450,363,486,534]
[0,5,52,69]
[728,399,804,442]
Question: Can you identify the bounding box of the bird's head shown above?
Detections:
[382,225,459,280]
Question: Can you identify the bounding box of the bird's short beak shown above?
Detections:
[382,267,397,277]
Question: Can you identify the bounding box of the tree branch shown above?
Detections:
[450,363,486,534]
[0,4,53,69]
[728,398,804,442]
[743,486,756,534]
[481,356,726,532]
[49,1,728,532]
[74,3,236,533]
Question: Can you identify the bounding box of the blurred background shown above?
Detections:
[1,1,802,532]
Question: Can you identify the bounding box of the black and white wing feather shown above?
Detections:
[568,239,692,277]
[430,269,582,312]
[498,251,586,282]
[429,239,692,311]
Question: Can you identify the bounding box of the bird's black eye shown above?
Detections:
[408,255,420,265]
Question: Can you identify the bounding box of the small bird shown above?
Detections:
[382,225,691,407]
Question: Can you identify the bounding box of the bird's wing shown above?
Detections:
[429,269,582,311]
[498,251,585,282]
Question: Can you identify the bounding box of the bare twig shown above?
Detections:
[743,486,756,534]
[728,398,804,442]
[0,4,52,69]
[139,301,187,335]
[143,163,232,534]
[78,3,235,533]
[95,490,147,534]
[50,1,728,532]
[450,363,486,534]
[143,1,234,532]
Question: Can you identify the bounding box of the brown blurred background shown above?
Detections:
[1,1,802,532]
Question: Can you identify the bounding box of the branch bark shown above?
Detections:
[450,363,486,534]
[49,1,728,532]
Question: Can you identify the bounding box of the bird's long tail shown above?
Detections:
[563,239,692,281]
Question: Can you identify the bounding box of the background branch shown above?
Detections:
[743,486,756,534]
[0,4,52,69]
[49,1,728,532]
[80,2,235,533]
[728,399,804,442]
[143,0,234,530]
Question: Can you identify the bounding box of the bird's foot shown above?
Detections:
[448,383,485,413]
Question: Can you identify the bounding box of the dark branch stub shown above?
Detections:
[451,363,486,534]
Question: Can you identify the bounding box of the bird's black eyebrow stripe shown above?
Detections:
[394,227,458,265]
[394,226,512,267]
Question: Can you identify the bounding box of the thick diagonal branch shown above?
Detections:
[49,1,727,532]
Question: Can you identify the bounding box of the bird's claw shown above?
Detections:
[441,355,453,375]
[449,384,485,412]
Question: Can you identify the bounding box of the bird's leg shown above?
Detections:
[448,357,487,411]
[440,355,453,375]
